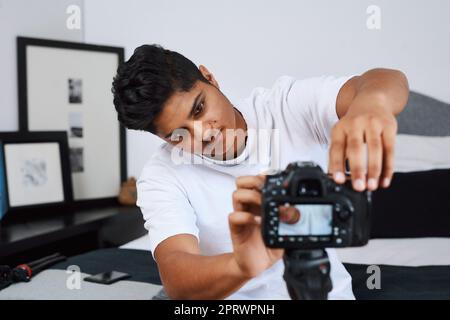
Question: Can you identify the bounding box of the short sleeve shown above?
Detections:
[136,163,199,259]
[283,75,355,145]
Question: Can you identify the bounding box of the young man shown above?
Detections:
[112,44,409,299]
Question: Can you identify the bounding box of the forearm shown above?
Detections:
[159,251,252,300]
[345,68,409,116]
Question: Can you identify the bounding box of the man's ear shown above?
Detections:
[199,65,219,89]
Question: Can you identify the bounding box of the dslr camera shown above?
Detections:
[261,161,372,249]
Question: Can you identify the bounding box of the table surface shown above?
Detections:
[0,205,141,259]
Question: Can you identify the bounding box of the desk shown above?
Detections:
[0,205,146,265]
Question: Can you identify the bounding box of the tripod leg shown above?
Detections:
[283,249,332,300]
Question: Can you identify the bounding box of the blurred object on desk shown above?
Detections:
[118,177,137,206]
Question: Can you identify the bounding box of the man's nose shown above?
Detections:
[190,121,217,142]
[191,121,206,142]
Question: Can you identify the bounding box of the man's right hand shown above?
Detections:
[155,174,302,299]
[229,175,286,278]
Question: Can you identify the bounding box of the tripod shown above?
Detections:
[0,253,67,291]
[283,248,332,300]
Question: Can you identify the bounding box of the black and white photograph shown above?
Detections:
[68,78,82,104]
[0,132,72,210]
[4,143,64,207]
[68,112,83,138]
[17,36,125,202]
[69,147,83,173]
[20,157,48,187]
[0,131,73,216]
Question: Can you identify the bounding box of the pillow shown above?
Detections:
[337,238,450,266]
[397,91,450,136]
[394,134,450,172]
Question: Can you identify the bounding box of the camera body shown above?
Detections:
[261,161,372,249]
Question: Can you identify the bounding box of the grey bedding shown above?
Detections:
[0,248,163,300]
[3,248,450,300]
[397,91,450,136]
[0,269,162,300]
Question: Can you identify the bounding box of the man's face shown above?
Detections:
[153,79,247,160]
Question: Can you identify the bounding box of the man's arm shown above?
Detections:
[155,234,251,300]
[329,68,409,192]
[155,175,289,300]
[335,68,409,119]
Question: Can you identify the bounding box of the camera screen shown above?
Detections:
[278,204,333,236]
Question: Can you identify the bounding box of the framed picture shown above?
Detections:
[0,132,73,218]
[17,37,126,205]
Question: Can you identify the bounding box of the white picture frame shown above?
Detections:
[17,37,126,204]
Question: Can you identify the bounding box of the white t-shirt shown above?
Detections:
[136,75,356,299]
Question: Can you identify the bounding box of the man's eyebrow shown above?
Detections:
[164,91,203,139]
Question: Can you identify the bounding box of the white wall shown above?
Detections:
[83,0,450,178]
[3,0,450,179]
[0,0,84,131]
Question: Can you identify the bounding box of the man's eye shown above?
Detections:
[172,133,183,140]
[194,102,204,116]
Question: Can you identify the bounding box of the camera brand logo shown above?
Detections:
[66,265,82,290]
[366,265,381,290]
[66,4,81,30]
[366,5,381,30]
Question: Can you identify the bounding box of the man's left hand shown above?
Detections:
[328,105,398,191]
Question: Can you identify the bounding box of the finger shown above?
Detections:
[279,206,301,224]
[346,129,366,191]
[236,175,266,190]
[228,211,260,236]
[328,125,347,184]
[365,127,383,191]
[380,127,396,188]
[232,189,262,212]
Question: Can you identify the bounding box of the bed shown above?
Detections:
[338,91,450,299]
[1,90,450,300]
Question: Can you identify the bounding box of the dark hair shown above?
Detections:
[111,44,207,133]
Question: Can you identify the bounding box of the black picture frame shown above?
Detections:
[0,131,73,219]
[17,37,127,208]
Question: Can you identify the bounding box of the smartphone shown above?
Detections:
[84,271,131,285]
